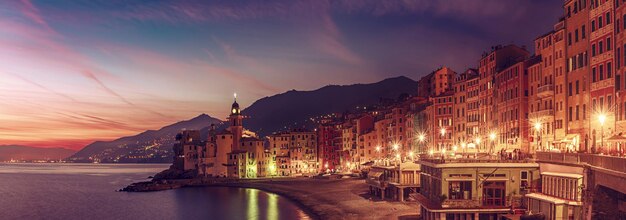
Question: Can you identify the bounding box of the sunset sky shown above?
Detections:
[0,0,561,150]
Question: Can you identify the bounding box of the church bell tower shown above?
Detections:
[229,93,243,150]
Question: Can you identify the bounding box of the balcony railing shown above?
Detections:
[591,77,614,91]
[420,157,532,164]
[536,84,554,98]
[536,152,626,173]
[529,109,554,119]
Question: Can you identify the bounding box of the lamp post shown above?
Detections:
[440,128,446,152]
[475,137,481,158]
[598,114,607,154]
[489,132,496,155]
[418,133,426,154]
[534,122,542,152]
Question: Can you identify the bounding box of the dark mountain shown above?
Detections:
[67,114,222,163]
[0,145,75,162]
[241,76,417,136]
[66,76,417,163]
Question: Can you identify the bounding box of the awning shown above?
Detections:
[368,170,383,178]
[606,134,626,142]
[361,161,374,166]
[554,134,579,144]
[541,171,583,179]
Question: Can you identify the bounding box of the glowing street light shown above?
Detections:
[534,122,542,131]
[393,144,399,151]
[534,122,542,152]
[598,113,607,153]
[409,151,414,158]
[475,137,481,145]
[375,146,381,152]
[428,149,434,156]
[489,132,496,141]
[418,134,426,142]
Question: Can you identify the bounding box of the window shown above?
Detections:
[569,106,573,121]
[600,64,604,80]
[582,25,586,39]
[520,171,530,193]
[592,44,596,56]
[608,37,612,51]
[607,12,612,24]
[593,67,597,82]
[449,181,472,200]
[600,41,604,53]
[576,80,579,94]
[568,83,573,96]
[568,32,572,45]
[619,48,622,68]
[575,29,579,42]
[608,62,612,78]
[599,16,604,28]
[592,20,596,32]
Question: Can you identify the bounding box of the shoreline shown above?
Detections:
[122,178,419,220]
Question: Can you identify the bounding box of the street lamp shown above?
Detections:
[418,133,426,154]
[598,114,607,153]
[534,122,542,152]
[440,128,446,152]
[475,137,481,156]
[393,144,399,151]
[489,132,497,155]
[441,148,446,159]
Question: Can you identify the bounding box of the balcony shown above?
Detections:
[591,77,614,91]
[529,109,554,119]
[536,84,554,98]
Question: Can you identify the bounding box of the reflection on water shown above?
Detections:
[0,163,311,220]
[268,193,278,220]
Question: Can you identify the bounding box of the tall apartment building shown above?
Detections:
[564,0,591,152]
[453,69,478,146]
[430,91,454,151]
[268,128,318,176]
[317,120,342,172]
[494,58,532,153]
[417,67,456,98]
[615,0,626,144]
[478,45,529,152]
[531,19,566,153]
[465,73,481,148]
[590,0,616,153]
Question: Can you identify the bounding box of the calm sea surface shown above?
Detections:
[0,163,311,220]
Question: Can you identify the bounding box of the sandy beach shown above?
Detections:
[223,178,419,220]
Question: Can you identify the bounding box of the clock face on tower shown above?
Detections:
[232,108,237,114]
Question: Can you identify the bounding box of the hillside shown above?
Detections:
[67,114,222,163]
[242,76,417,136]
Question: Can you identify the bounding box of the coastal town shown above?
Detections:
[150,1,626,219]
[5,0,626,220]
